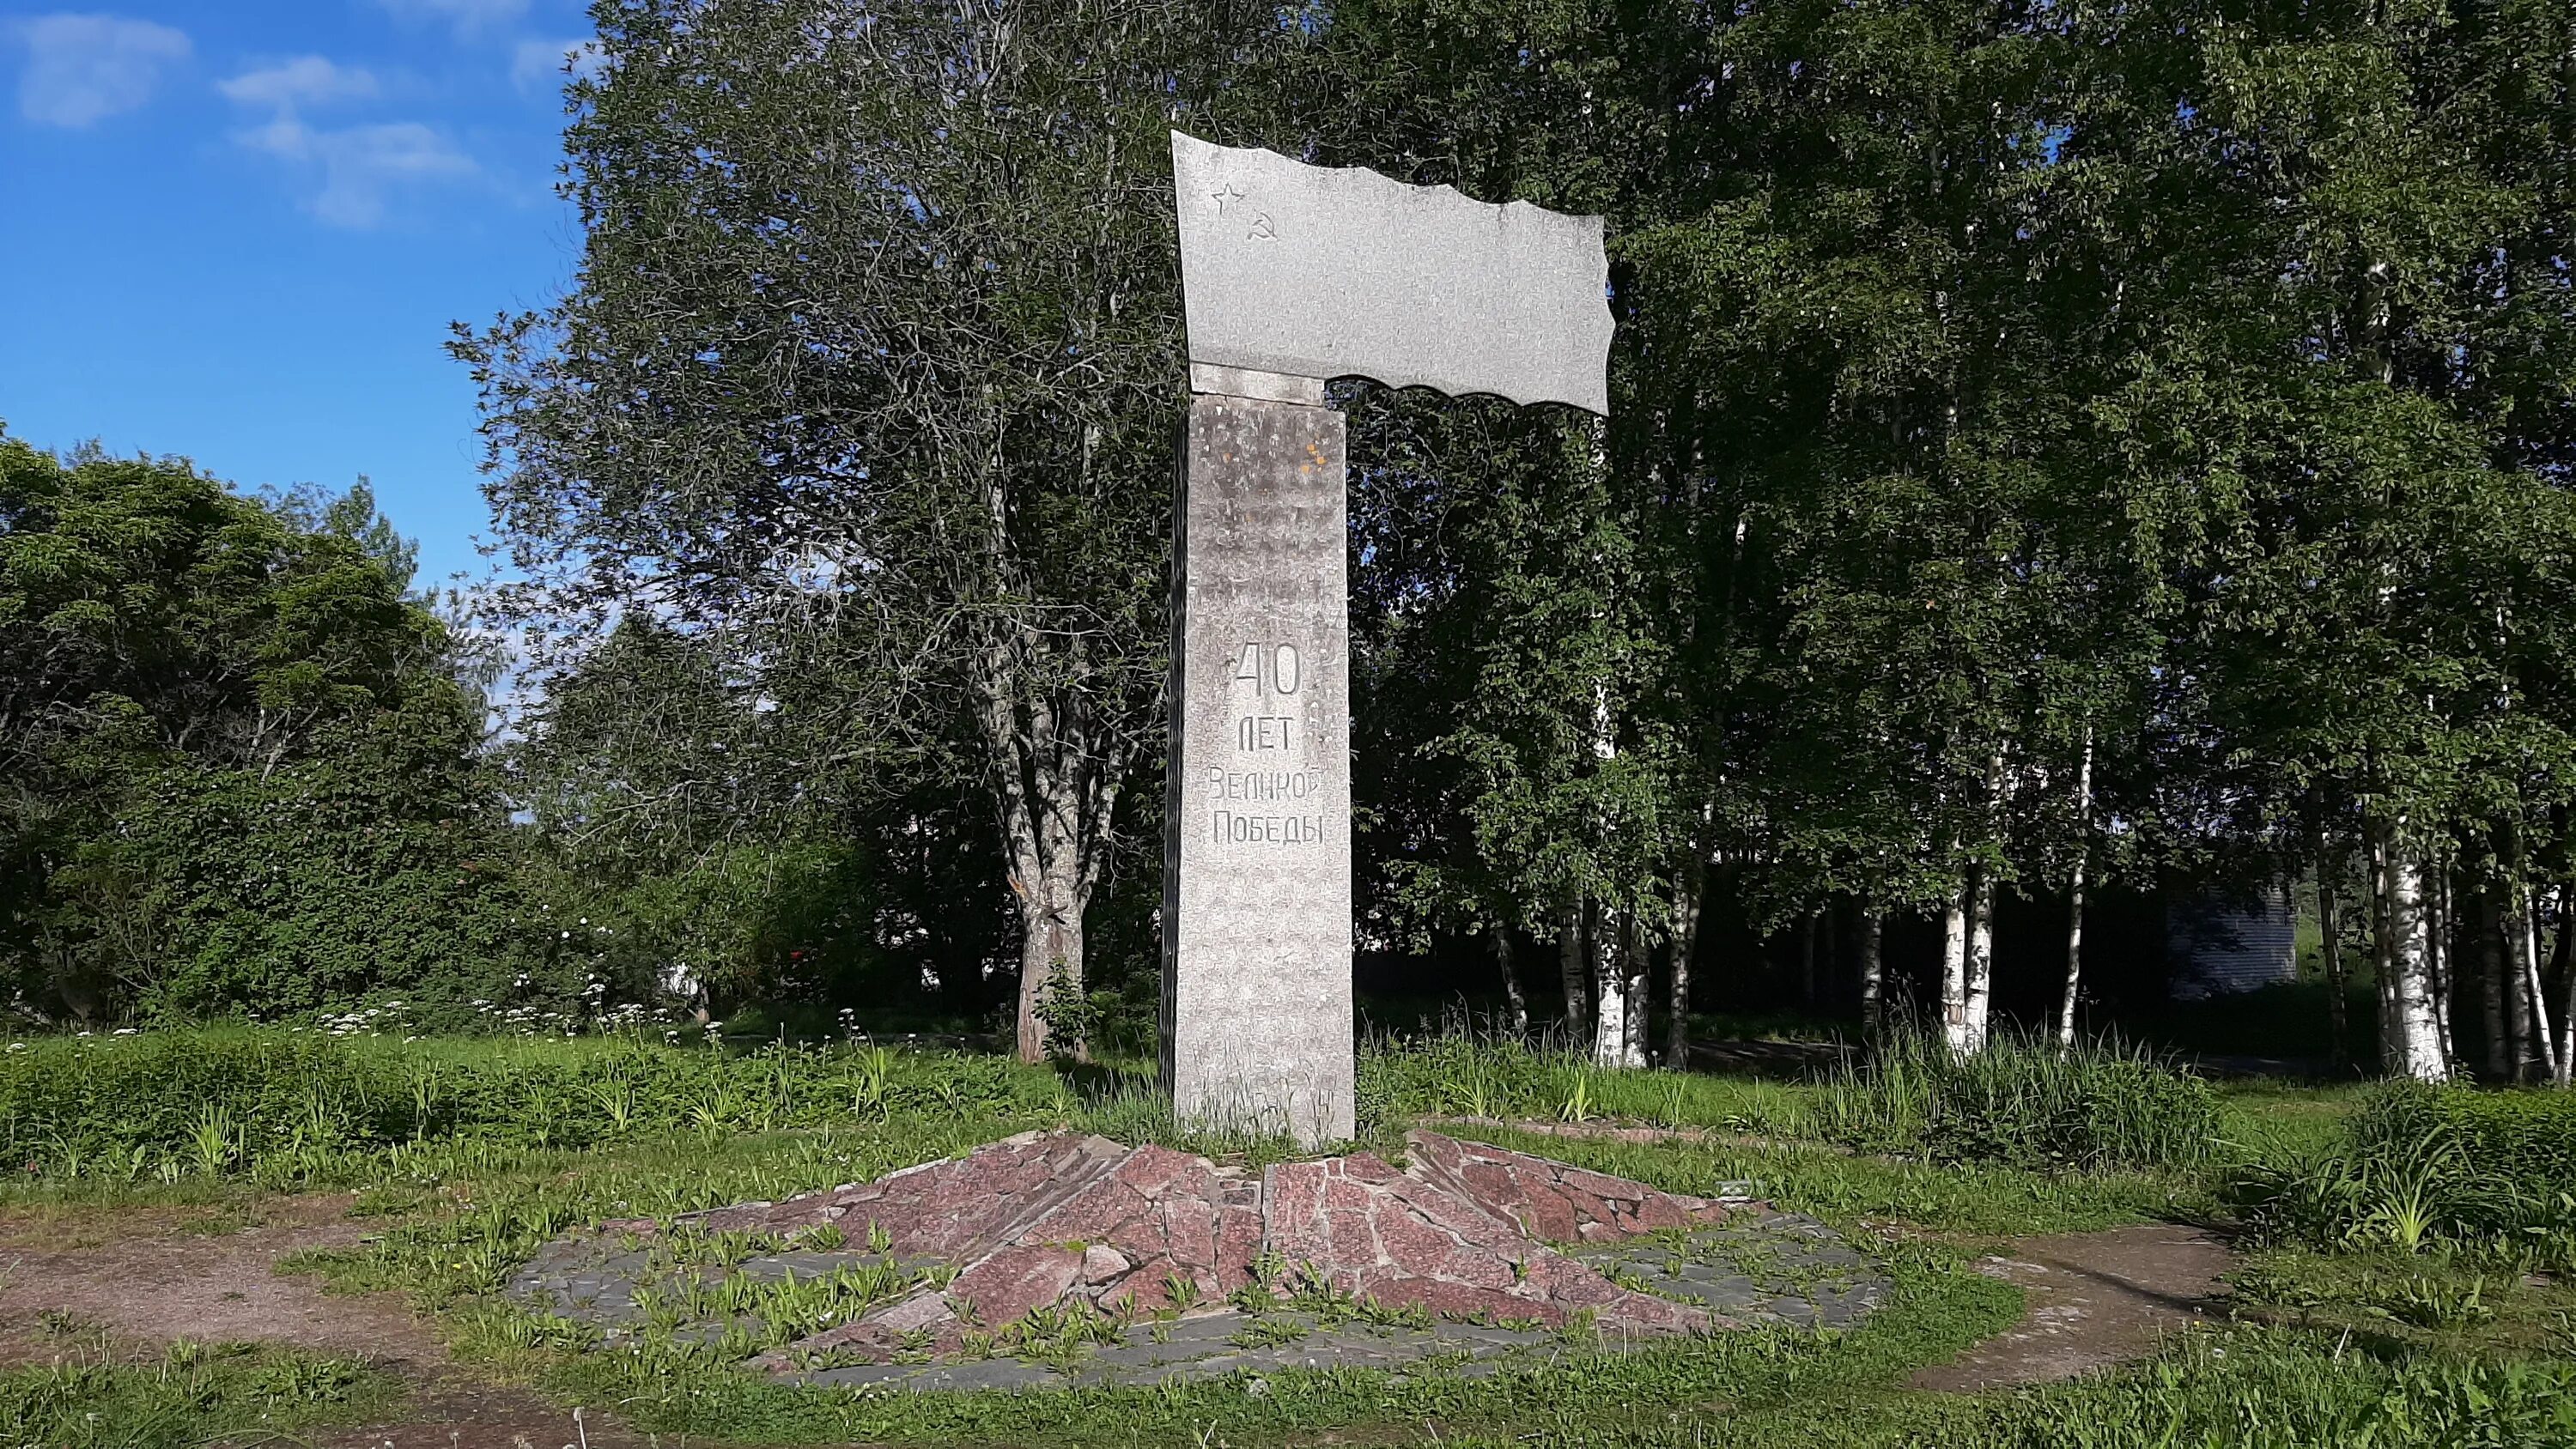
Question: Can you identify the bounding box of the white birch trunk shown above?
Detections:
[1941,878,1971,1055]
[2515,892,2559,1083]
[1558,904,1589,1047]
[2482,890,2510,1082]
[1858,910,1886,1041]
[2377,821,2451,1082]
[2316,852,2349,1069]
[1492,925,1528,1038]
[2057,726,2095,1048]
[2428,867,2457,1064]
[1621,910,1649,1069]
[1590,901,1631,1070]
[2553,888,2574,1086]
[1963,867,1996,1055]
[1666,860,1705,1065]
[2371,828,2397,1070]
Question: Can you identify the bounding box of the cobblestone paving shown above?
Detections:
[507,1208,1890,1391]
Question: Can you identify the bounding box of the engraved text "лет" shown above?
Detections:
[1237,715,1296,751]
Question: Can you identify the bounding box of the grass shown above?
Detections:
[1360,1016,2222,1173]
[9,1023,2576,1444]
[0,1028,1071,1187]
[0,1333,386,1449]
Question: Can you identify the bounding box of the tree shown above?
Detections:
[458,0,1292,1061]
[0,434,516,1022]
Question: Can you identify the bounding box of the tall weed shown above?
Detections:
[1814,1022,2219,1171]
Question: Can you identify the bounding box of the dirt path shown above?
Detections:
[0,1196,663,1448]
[0,1194,438,1370]
[1911,1223,2235,1392]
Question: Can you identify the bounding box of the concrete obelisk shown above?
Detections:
[1161,133,1612,1146]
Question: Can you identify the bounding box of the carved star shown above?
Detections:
[1209,180,1246,212]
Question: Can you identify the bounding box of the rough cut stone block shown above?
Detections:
[949,1244,1084,1326]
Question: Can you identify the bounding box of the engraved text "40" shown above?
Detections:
[1232,642,1301,695]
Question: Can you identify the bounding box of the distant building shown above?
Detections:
[2166,886,2299,1000]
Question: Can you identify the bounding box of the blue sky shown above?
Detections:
[3,1,604,591]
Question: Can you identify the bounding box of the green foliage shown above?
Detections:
[2233,1082,2576,1261]
[0,1030,1060,1187]
[1876,1333,2576,1449]
[1358,1026,1814,1136]
[1360,1020,2218,1174]
[16,1033,2573,1445]
[2413,1088,2576,1205]
[0,433,529,1024]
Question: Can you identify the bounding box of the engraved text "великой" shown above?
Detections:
[1206,768,1325,803]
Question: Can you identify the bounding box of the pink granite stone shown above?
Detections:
[1512,1183,1582,1244]
[1631,1193,1687,1231]
[1081,1244,1131,1284]
[1342,1151,1401,1185]
[1161,1194,1218,1266]
[1560,1167,1644,1202]
[1213,1199,1264,1290]
[947,1243,1083,1325]
[866,1290,957,1335]
[598,1128,1785,1373]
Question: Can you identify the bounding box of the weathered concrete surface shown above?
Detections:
[511,1131,1892,1385]
[1171,131,1613,415]
[1163,392,1354,1146]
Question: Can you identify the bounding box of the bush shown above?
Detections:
[1355,1016,2217,1173]
[1355,1022,1814,1137]
[2233,1082,2576,1261]
[2400,1087,2576,1203]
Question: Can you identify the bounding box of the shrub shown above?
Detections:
[2233,1082,2576,1260]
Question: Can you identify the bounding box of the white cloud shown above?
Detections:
[374,0,529,39]
[219,50,470,228]
[216,56,376,110]
[510,36,604,93]
[13,13,190,128]
[232,115,476,227]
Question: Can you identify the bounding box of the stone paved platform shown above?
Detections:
[505,1131,1891,1390]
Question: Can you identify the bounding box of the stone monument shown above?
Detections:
[1162,132,1613,1145]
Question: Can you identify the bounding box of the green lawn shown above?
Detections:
[5,1028,2573,1446]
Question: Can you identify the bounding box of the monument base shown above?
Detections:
[507,1131,1800,1369]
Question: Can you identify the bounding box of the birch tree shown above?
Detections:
[457,0,1286,1060]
